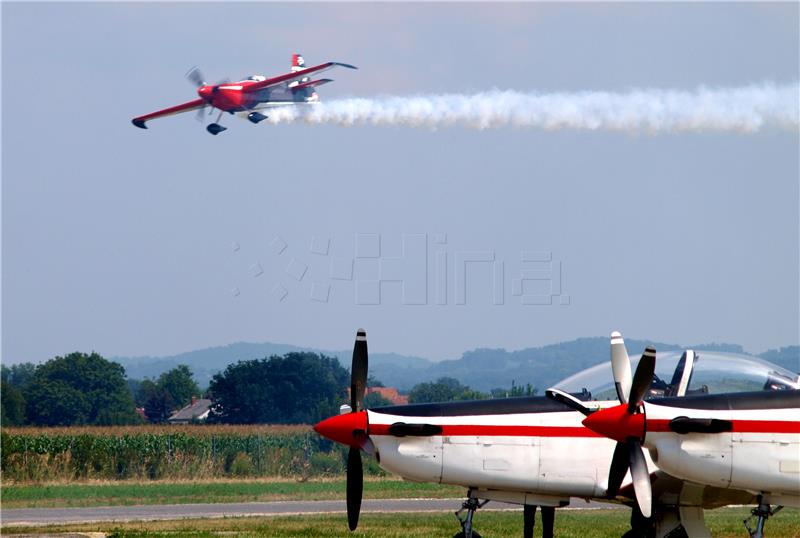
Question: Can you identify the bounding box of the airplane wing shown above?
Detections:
[132,98,207,129]
[291,79,333,92]
[242,62,357,93]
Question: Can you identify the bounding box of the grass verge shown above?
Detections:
[0,478,463,509]
[1,508,799,537]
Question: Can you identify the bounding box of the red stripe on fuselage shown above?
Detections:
[369,424,602,438]
[646,419,800,434]
[368,420,800,438]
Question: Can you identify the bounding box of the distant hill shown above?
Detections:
[759,345,800,373]
[114,342,431,389]
[111,337,799,393]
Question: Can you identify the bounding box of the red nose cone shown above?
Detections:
[197,85,212,100]
[582,403,645,443]
[314,411,368,448]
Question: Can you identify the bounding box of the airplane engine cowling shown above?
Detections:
[650,434,733,490]
[651,431,800,496]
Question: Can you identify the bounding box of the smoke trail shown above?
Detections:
[267,83,799,133]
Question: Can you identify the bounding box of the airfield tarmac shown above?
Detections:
[1,498,617,526]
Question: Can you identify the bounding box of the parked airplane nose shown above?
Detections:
[582,403,645,443]
[314,410,368,448]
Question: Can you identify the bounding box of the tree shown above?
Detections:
[1,362,37,389]
[208,352,349,424]
[490,381,538,399]
[1,381,26,425]
[157,365,199,409]
[134,379,172,423]
[362,391,392,409]
[367,375,384,388]
[24,352,140,426]
[408,377,486,404]
[133,366,200,423]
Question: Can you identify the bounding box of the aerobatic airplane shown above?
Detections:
[131,54,356,135]
[315,330,800,538]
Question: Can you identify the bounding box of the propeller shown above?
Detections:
[185,66,206,88]
[186,68,232,122]
[581,333,655,519]
[346,328,369,530]
[184,67,210,121]
[312,329,373,531]
[610,331,632,404]
[351,329,368,412]
[346,444,363,531]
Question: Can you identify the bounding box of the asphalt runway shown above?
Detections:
[2,498,619,527]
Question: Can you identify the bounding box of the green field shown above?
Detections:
[2,509,799,537]
[0,478,463,509]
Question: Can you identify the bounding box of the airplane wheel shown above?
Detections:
[206,123,227,135]
[452,532,482,538]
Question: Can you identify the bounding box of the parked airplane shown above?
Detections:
[314,330,800,538]
[131,53,356,135]
[576,343,800,538]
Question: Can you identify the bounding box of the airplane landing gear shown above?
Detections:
[247,112,268,124]
[206,123,227,135]
[621,503,655,538]
[453,496,488,538]
[207,110,227,135]
[744,497,783,538]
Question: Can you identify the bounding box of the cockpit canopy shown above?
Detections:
[555,351,800,401]
[246,75,267,82]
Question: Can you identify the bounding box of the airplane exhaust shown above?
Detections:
[266,82,798,133]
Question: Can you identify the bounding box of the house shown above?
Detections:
[367,386,409,405]
[347,386,408,405]
[168,396,212,424]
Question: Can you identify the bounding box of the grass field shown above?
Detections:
[0,478,463,509]
[2,508,799,537]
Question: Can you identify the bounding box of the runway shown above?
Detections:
[2,498,619,526]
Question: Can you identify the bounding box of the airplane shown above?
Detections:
[575,344,800,538]
[131,53,356,135]
[314,329,800,538]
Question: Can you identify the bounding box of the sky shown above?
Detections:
[2,2,798,364]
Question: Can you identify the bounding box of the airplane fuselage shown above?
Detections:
[197,80,317,113]
[332,390,800,510]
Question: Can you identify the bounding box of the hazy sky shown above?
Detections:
[3,2,798,364]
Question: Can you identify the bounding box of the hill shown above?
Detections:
[110,338,800,393]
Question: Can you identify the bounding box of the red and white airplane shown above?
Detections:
[315,330,800,538]
[131,54,356,135]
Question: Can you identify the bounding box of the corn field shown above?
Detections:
[1,425,378,483]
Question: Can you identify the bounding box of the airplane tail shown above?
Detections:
[291,53,306,72]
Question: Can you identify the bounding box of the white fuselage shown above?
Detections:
[367,400,646,505]
[643,402,800,507]
[366,392,800,509]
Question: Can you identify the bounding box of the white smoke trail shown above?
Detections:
[267,83,799,133]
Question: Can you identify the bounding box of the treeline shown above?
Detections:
[1,351,354,427]
[2,351,537,428]
[2,353,140,427]
[408,377,536,403]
